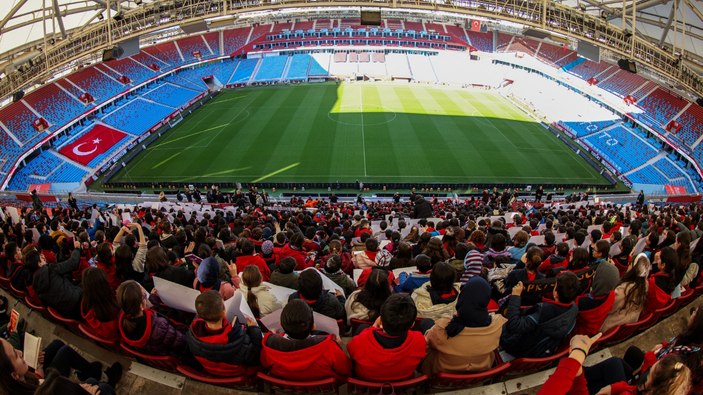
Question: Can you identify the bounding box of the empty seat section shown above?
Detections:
[143,83,201,108]
[102,99,175,136]
[253,56,287,82]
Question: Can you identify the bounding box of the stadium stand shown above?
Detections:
[102,57,157,86]
[496,32,512,51]
[582,125,658,173]
[102,98,176,136]
[424,22,445,33]
[55,79,85,98]
[21,84,86,131]
[294,20,314,31]
[286,54,311,80]
[340,18,360,29]
[229,58,260,83]
[554,52,580,68]
[7,150,88,191]
[560,119,618,138]
[0,192,701,395]
[635,88,689,128]
[504,37,536,56]
[597,69,648,98]
[65,66,126,104]
[222,27,252,55]
[177,35,214,62]
[95,64,123,81]
[676,105,703,146]
[129,51,169,71]
[404,21,423,32]
[203,32,221,57]
[143,41,184,69]
[625,164,670,185]
[250,24,273,42]
[142,83,201,109]
[0,101,41,143]
[566,59,613,81]
[445,25,469,45]
[308,55,329,76]
[466,31,493,52]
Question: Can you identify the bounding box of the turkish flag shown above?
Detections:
[471,19,481,32]
[59,124,127,165]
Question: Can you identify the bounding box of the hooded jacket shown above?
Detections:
[260,333,351,381]
[239,283,282,317]
[279,244,311,271]
[422,315,507,375]
[289,291,346,320]
[186,318,263,377]
[347,327,427,381]
[236,255,271,281]
[412,196,433,219]
[500,296,578,358]
[411,282,461,321]
[269,271,299,290]
[32,249,82,319]
[119,308,186,356]
[321,270,357,297]
[81,304,119,342]
[646,272,672,312]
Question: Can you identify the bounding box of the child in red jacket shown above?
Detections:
[260,299,351,382]
[347,294,426,382]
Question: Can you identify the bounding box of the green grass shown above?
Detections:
[109,82,609,185]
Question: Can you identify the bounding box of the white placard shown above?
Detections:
[153,277,199,313]
[259,309,339,337]
[5,207,19,224]
[392,266,417,278]
[300,267,343,293]
[353,269,363,283]
[262,282,296,305]
[225,290,257,326]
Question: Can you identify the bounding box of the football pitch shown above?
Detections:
[110,82,609,186]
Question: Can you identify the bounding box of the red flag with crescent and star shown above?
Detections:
[59,124,127,166]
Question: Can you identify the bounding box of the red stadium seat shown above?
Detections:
[505,347,569,376]
[675,288,696,309]
[349,318,373,334]
[634,310,659,333]
[78,323,119,351]
[347,375,428,394]
[9,283,26,299]
[256,372,339,394]
[591,326,619,351]
[47,307,80,332]
[176,364,256,389]
[24,295,47,316]
[0,275,10,290]
[120,343,179,372]
[430,362,512,390]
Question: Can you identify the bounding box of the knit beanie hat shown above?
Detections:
[261,240,274,256]
[591,260,620,296]
[197,257,220,289]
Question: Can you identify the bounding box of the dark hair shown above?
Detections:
[618,255,649,314]
[380,294,417,336]
[429,261,456,294]
[365,238,378,252]
[555,242,569,257]
[595,239,610,258]
[544,231,555,246]
[675,232,692,284]
[116,280,144,334]
[491,234,507,251]
[241,239,255,255]
[415,254,432,273]
[280,299,314,340]
[242,265,262,318]
[81,268,119,322]
[24,250,41,273]
[525,246,543,272]
[555,271,580,302]
[96,242,113,268]
[569,247,589,270]
[324,254,342,273]
[590,229,602,242]
[353,268,391,322]
[195,290,225,323]
[278,257,296,274]
[453,243,469,261]
[145,246,169,273]
[298,269,323,300]
[114,244,134,282]
[659,246,680,292]
[0,339,39,395]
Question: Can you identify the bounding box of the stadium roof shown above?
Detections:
[0,0,702,83]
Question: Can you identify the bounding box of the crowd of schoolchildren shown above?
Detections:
[0,192,702,394]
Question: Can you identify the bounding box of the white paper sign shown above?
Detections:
[5,207,19,224]
[259,309,340,337]
[225,290,257,326]
[153,277,199,313]
[262,282,296,305]
[392,266,417,278]
[631,237,647,256]
[353,269,363,284]
[300,267,343,293]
